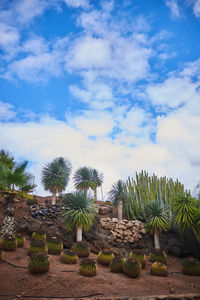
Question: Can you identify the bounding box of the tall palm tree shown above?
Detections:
[91,168,104,201]
[107,180,126,221]
[41,157,72,205]
[73,166,94,196]
[144,199,171,249]
[61,191,97,241]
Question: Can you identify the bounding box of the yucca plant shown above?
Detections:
[71,241,90,258]
[123,258,142,278]
[27,239,48,256]
[97,249,115,266]
[32,231,46,241]
[79,259,97,277]
[107,180,126,221]
[1,236,17,251]
[28,253,50,274]
[150,262,168,277]
[16,234,25,247]
[110,257,124,273]
[149,249,167,264]
[60,249,78,264]
[129,249,146,268]
[46,236,63,255]
[182,258,200,276]
[0,247,3,260]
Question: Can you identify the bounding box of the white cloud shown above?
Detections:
[0,100,16,121]
[193,0,200,17]
[22,36,49,55]
[165,0,181,18]
[0,23,20,57]
[63,0,90,9]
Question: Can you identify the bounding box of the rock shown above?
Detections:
[124,229,132,236]
[99,206,112,215]
[112,218,118,223]
[116,224,126,230]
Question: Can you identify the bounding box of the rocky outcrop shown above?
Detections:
[29,204,61,220]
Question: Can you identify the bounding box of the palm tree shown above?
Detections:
[107,180,126,221]
[61,191,97,241]
[91,168,104,201]
[144,199,171,249]
[41,157,72,205]
[73,166,94,196]
[0,149,15,170]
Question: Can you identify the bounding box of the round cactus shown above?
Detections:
[32,231,46,241]
[60,249,78,264]
[1,236,17,251]
[46,236,63,255]
[97,249,115,266]
[28,253,50,274]
[27,239,48,255]
[71,241,90,258]
[182,258,200,276]
[130,249,146,268]
[79,259,97,277]
[149,249,167,264]
[123,258,142,278]
[0,247,3,260]
[110,257,124,273]
[150,262,168,277]
[16,234,25,247]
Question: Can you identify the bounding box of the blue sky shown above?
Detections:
[0,0,200,198]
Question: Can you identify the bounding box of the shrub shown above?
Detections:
[28,253,50,274]
[110,257,124,273]
[32,231,46,241]
[27,239,48,256]
[149,249,167,264]
[130,249,146,268]
[97,249,115,266]
[60,249,78,264]
[182,258,200,276]
[16,234,25,247]
[79,259,97,277]
[123,258,142,278]
[1,236,17,251]
[71,241,90,258]
[46,236,63,255]
[150,262,168,277]
[26,196,38,205]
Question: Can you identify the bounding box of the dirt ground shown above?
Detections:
[0,241,200,300]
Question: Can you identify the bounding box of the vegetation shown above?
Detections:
[60,249,78,264]
[129,249,146,268]
[79,259,97,277]
[91,168,104,200]
[27,240,48,255]
[32,231,46,241]
[110,257,124,273]
[181,258,200,276]
[28,253,50,274]
[107,180,125,220]
[26,196,38,205]
[97,250,115,266]
[16,234,25,247]
[1,236,17,251]
[149,249,167,264]
[123,258,142,278]
[73,166,93,196]
[46,237,63,254]
[71,241,90,257]
[150,262,168,277]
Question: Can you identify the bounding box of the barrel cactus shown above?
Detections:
[60,249,78,264]
[79,259,97,277]
[16,234,25,247]
[1,236,17,251]
[149,249,167,264]
[71,241,90,258]
[46,236,63,255]
[97,249,115,266]
[110,257,124,273]
[123,258,142,278]
[150,262,168,277]
[0,247,3,260]
[32,231,46,241]
[27,239,48,255]
[28,253,50,274]
[182,258,200,276]
[130,249,146,268]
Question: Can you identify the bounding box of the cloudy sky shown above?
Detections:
[0,0,200,198]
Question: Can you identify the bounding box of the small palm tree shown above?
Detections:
[62,191,97,241]
[0,149,15,171]
[144,199,171,249]
[73,166,94,196]
[41,157,72,205]
[107,180,125,221]
[91,168,104,201]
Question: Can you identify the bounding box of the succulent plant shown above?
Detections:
[79,259,97,277]
[27,239,48,255]
[46,236,63,255]
[130,249,146,268]
[149,249,167,264]
[32,231,46,241]
[71,241,90,258]
[60,249,78,264]
[123,258,142,278]
[0,247,3,260]
[97,249,115,266]
[182,258,200,276]
[16,234,25,247]
[150,262,168,277]
[28,253,50,274]
[110,257,124,273]
[1,236,17,251]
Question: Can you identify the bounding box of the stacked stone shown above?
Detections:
[30,204,61,220]
[100,217,146,244]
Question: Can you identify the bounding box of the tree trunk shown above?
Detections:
[94,188,97,201]
[76,225,82,241]
[154,230,160,249]
[118,198,123,221]
[52,192,56,205]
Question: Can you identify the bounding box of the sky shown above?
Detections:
[0,0,200,199]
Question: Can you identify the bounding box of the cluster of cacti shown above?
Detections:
[149,249,167,264]
[27,239,48,255]
[79,259,97,277]
[1,236,17,251]
[182,258,200,276]
[16,234,25,247]
[32,231,46,241]
[28,253,50,274]
[110,257,124,273]
[46,236,63,254]
[60,249,78,264]
[0,247,3,260]
[97,249,115,266]
[130,249,146,268]
[122,258,142,278]
[150,262,168,277]
[71,241,90,257]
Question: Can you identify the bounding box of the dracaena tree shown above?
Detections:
[73,166,94,196]
[107,180,126,221]
[91,168,104,201]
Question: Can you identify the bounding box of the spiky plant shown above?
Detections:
[129,249,146,268]
[149,249,167,264]
[110,257,124,273]
[46,236,63,254]
[182,258,200,276]
[28,253,50,274]
[71,241,90,258]
[73,166,94,196]
[16,234,25,247]
[27,240,48,256]
[32,231,46,241]
[123,258,142,278]
[1,236,17,251]
[97,249,115,266]
[0,247,3,260]
[150,262,168,277]
[79,259,97,277]
[107,180,126,221]
[60,249,78,264]
[91,168,104,201]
